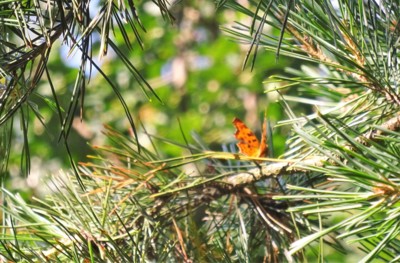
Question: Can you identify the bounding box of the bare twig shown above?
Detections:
[223,157,327,186]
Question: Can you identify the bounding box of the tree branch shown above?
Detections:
[221,114,400,187]
[223,156,327,186]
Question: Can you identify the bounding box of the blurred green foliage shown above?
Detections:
[7,1,297,196]
[3,1,393,261]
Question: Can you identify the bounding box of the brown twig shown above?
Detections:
[223,156,327,186]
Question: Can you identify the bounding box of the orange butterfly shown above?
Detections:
[232,117,268,158]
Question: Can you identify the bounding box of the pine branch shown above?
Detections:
[224,156,326,186]
[222,114,400,187]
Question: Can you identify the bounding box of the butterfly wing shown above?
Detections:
[232,118,260,157]
[258,117,268,157]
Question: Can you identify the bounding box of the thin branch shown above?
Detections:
[1,13,72,73]
[223,156,327,186]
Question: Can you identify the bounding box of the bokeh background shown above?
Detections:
[7,1,296,199]
[3,1,367,261]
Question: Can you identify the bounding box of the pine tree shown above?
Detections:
[1,0,399,262]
